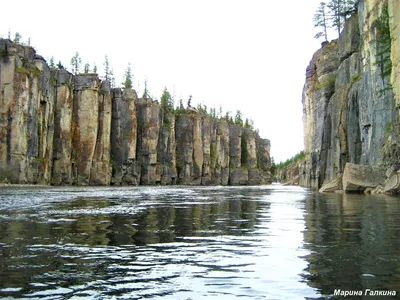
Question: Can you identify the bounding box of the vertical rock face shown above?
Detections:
[158,111,177,184]
[52,70,73,185]
[136,98,161,185]
[0,41,55,184]
[175,115,194,184]
[0,38,271,186]
[90,81,112,185]
[110,89,138,185]
[299,0,400,192]
[71,75,100,185]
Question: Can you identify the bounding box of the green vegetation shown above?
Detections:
[375,2,392,93]
[142,78,149,98]
[16,59,41,77]
[3,30,259,134]
[0,48,7,58]
[84,63,90,73]
[235,110,243,127]
[49,56,55,68]
[210,143,217,166]
[315,76,336,90]
[123,63,133,89]
[384,121,392,137]
[351,73,362,83]
[313,0,358,41]
[241,136,248,166]
[160,87,174,128]
[70,51,82,75]
[275,151,306,170]
[14,32,22,43]
[314,2,329,42]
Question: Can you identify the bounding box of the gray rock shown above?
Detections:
[342,163,385,192]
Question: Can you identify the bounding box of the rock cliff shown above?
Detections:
[0,39,272,185]
[295,0,400,193]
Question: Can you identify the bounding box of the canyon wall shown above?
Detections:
[0,39,271,185]
[295,0,400,193]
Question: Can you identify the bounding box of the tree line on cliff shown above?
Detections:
[313,0,358,41]
[5,30,257,133]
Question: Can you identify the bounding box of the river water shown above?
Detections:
[0,185,399,299]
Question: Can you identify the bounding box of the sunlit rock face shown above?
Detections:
[298,0,400,192]
[0,38,271,186]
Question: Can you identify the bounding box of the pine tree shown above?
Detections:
[314,2,329,42]
[327,0,356,36]
[218,106,223,118]
[49,56,55,68]
[142,78,148,98]
[123,63,133,89]
[84,63,90,73]
[56,61,64,69]
[14,32,21,43]
[70,51,82,75]
[109,68,115,88]
[104,55,110,81]
[235,110,243,126]
[160,87,172,112]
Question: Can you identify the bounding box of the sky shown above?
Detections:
[1,0,325,163]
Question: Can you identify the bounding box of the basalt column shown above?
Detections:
[51,70,73,185]
[110,89,138,185]
[136,98,161,185]
[71,74,100,185]
[89,80,112,185]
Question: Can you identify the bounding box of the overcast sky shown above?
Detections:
[1,0,324,163]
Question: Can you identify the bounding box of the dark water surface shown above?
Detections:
[0,185,399,299]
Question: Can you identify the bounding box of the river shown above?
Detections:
[0,185,399,299]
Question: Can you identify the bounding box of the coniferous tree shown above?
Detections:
[57,61,64,69]
[314,2,329,41]
[14,32,21,43]
[327,0,357,36]
[104,55,110,81]
[160,87,173,112]
[218,106,223,118]
[49,56,55,68]
[84,63,90,73]
[70,51,82,75]
[235,110,243,126]
[109,68,116,88]
[314,0,358,39]
[142,78,149,98]
[123,63,133,89]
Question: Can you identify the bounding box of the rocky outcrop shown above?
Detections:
[0,38,272,186]
[0,41,55,184]
[276,159,305,186]
[342,163,385,192]
[297,0,400,193]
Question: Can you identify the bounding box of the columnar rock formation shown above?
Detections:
[0,39,272,185]
[282,0,400,193]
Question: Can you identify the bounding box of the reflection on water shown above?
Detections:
[302,192,400,298]
[0,185,399,299]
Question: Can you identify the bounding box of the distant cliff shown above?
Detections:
[282,0,400,193]
[0,39,272,185]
